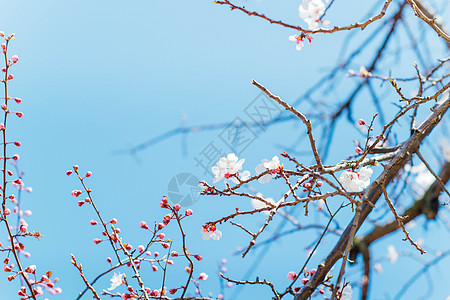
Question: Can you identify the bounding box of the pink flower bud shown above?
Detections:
[287,271,297,280]
[106,257,112,263]
[158,223,165,230]
[85,171,92,177]
[25,265,36,274]
[173,204,181,211]
[13,141,21,147]
[11,55,18,63]
[310,268,317,276]
[93,238,102,244]
[358,119,366,125]
[0,123,4,130]
[194,254,202,261]
[14,98,21,104]
[3,265,11,272]
[66,170,73,176]
[110,218,117,224]
[90,220,98,225]
[19,224,27,233]
[185,209,193,216]
[7,74,13,81]
[157,233,165,239]
[140,221,148,229]
[161,243,170,249]
[301,278,309,284]
[152,265,158,272]
[12,154,19,160]
[16,112,23,118]
[71,190,82,197]
[170,251,179,257]
[138,245,145,253]
[198,272,208,280]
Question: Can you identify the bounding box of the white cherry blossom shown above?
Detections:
[387,245,399,263]
[341,284,353,300]
[201,224,222,240]
[255,156,281,184]
[289,35,304,51]
[108,272,124,291]
[339,166,373,192]
[298,0,325,30]
[404,163,434,195]
[240,170,251,181]
[211,153,245,183]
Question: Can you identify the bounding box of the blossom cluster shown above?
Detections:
[339,166,373,192]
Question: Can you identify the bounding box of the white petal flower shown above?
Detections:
[252,193,275,215]
[298,0,325,30]
[240,170,251,181]
[255,157,281,184]
[341,284,353,300]
[289,35,305,51]
[108,273,124,291]
[404,163,434,195]
[211,153,246,183]
[201,224,222,240]
[263,156,280,170]
[339,166,373,192]
[296,41,304,51]
[387,245,398,263]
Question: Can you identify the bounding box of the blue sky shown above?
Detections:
[1,0,449,299]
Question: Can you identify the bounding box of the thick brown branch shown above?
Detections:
[294,91,450,300]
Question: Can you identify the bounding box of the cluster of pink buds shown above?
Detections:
[300,178,323,194]
[288,268,324,294]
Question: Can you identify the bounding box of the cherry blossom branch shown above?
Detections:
[117,235,151,300]
[72,166,121,263]
[71,254,101,300]
[241,179,303,257]
[278,202,344,299]
[214,0,393,34]
[0,35,37,300]
[173,209,194,299]
[331,203,362,300]
[350,160,450,260]
[76,264,124,300]
[406,0,450,44]
[252,80,324,172]
[294,90,450,300]
[219,273,279,300]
